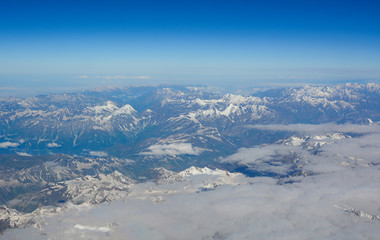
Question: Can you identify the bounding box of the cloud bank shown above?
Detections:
[0,141,20,148]
[89,151,108,157]
[47,142,61,148]
[95,76,150,80]
[2,124,380,239]
[74,75,89,79]
[16,152,32,157]
[249,123,380,134]
[139,143,205,156]
[221,144,305,175]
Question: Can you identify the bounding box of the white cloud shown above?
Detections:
[249,123,380,135]
[47,142,61,148]
[5,152,380,240]
[74,224,111,233]
[139,143,205,156]
[3,124,380,239]
[95,76,150,80]
[0,141,20,148]
[75,75,89,79]
[221,144,305,175]
[123,159,136,165]
[226,124,380,176]
[89,151,108,157]
[0,87,18,90]
[16,152,32,157]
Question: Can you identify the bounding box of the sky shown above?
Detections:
[1,0,380,96]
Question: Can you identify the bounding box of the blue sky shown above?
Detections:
[1,0,380,95]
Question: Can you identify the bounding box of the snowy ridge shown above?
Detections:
[279,83,380,110]
[281,133,350,151]
[155,166,244,185]
[88,101,136,116]
[59,171,134,205]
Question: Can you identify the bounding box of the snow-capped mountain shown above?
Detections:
[1,83,380,235]
[1,83,379,162]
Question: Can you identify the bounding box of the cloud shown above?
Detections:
[89,151,108,157]
[74,75,151,80]
[3,124,380,240]
[47,142,61,148]
[95,76,150,80]
[5,147,380,240]
[0,87,19,90]
[226,124,380,176]
[221,144,306,175]
[0,141,20,148]
[16,152,32,157]
[75,75,89,79]
[249,123,380,135]
[74,224,111,233]
[139,143,205,156]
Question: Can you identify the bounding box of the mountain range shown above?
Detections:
[1,83,380,235]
